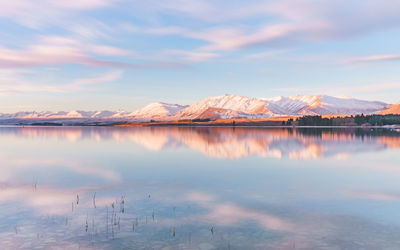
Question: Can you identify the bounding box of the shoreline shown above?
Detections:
[115,124,400,129]
[1,124,399,129]
[1,115,400,129]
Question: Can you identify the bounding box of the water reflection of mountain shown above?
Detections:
[1,126,399,159]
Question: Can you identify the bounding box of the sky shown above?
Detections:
[0,0,400,112]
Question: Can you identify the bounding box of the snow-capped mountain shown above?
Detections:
[171,94,389,120]
[172,94,273,120]
[0,94,397,124]
[0,110,130,120]
[128,102,188,120]
[264,95,388,115]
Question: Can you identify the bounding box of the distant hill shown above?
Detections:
[380,103,400,115]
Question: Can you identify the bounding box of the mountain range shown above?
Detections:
[0,94,398,124]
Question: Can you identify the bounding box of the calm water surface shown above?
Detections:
[1,126,400,249]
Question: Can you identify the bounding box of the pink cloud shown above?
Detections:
[194,24,302,51]
[0,36,190,70]
[164,50,219,62]
[0,0,112,28]
[0,36,135,68]
[51,0,110,10]
[68,70,123,89]
[88,45,129,56]
[345,54,400,64]
[348,190,400,201]
[0,70,123,93]
[0,45,105,68]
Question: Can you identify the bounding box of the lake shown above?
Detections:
[1,126,400,249]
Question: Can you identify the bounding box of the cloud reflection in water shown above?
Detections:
[0,126,400,249]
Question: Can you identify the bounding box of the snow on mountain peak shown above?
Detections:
[297,95,388,115]
[66,110,84,118]
[261,94,389,116]
[130,102,188,120]
[173,94,272,120]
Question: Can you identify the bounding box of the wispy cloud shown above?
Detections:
[0,70,123,94]
[66,70,123,90]
[0,36,131,68]
[124,0,400,58]
[349,190,400,201]
[164,50,219,62]
[66,19,116,40]
[0,0,113,28]
[345,54,400,64]
[0,35,191,70]
[50,0,110,10]
[245,49,291,60]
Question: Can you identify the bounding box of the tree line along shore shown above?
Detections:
[117,114,400,127]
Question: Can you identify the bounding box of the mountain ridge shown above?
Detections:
[0,94,398,124]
